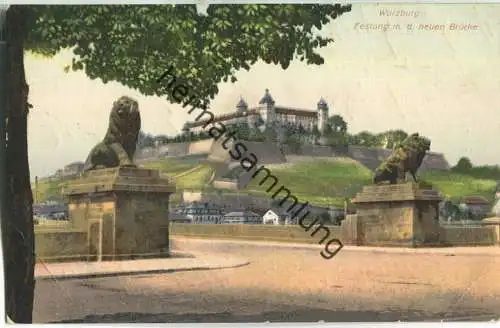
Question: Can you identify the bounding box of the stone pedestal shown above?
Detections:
[482,217,500,245]
[64,167,176,261]
[351,183,442,247]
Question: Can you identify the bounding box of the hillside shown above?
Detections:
[140,153,207,175]
[172,164,214,189]
[34,155,496,209]
[223,158,496,207]
[33,178,70,203]
[33,155,212,203]
[242,158,372,207]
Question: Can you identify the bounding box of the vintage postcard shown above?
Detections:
[1,2,499,324]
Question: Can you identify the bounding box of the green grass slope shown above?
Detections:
[141,155,205,176]
[230,158,496,207]
[242,158,372,207]
[174,164,214,189]
[33,178,69,203]
[33,155,211,203]
[421,171,496,203]
[33,156,498,209]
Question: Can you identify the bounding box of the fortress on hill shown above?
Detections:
[136,88,451,175]
[182,89,330,134]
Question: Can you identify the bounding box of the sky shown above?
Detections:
[26,4,500,178]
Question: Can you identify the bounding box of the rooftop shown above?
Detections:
[185,109,260,128]
[236,97,248,109]
[224,211,260,217]
[183,202,224,210]
[275,106,317,118]
[64,161,84,169]
[259,89,275,105]
[461,196,490,205]
[317,97,328,110]
[183,89,324,128]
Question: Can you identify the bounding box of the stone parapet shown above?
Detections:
[64,167,175,261]
[63,167,175,196]
[482,217,500,245]
[351,183,442,247]
[352,183,443,203]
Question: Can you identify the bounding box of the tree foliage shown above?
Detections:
[26,4,352,106]
[349,131,382,148]
[321,114,348,150]
[4,5,353,321]
[452,156,473,173]
[380,129,408,149]
[451,157,500,181]
[325,114,347,135]
[137,130,156,149]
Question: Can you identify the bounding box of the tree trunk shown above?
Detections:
[2,5,35,323]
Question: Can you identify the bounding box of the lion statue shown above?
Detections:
[373,133,431,185]
[83,96,141,172]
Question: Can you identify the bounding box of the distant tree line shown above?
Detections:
[136,130,169,149]
[138,114,414,153]
[451,157,500,181]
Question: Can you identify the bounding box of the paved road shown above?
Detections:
[34,240,500,323]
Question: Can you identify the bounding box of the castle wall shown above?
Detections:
[188,139,214,154]
[136,141,450,175]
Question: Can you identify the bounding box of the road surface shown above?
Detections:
[34,240,500,323]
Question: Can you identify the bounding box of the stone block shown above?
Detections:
[481,217,500,245]
[64,167,176,261]
[351,183,442,247]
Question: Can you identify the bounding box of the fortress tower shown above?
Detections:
[236,96,248,114]
[183,88,325,134]
[259,88,276,125]
[317,97,329,133]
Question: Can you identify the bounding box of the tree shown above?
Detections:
[325,133,349,152]
[137,130,156,149]
[154,134,169,145]
[325,114,347,135]
[4,4,352,322]
[248,126,265,141]
[198,131,211,140]
[236,122,250,140]
[311,124,321,144]
[350,131,383,148]
[264,124,279,142]
[282,122,296,140]
[297,124,307,138]
[380,129,408,149]
[3,7,37,323]
[284,133,303,153]
[321,115,348,150]
[452,157,473,173]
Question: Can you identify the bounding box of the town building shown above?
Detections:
[63,161,84,176]
[459,196,491,219]
[33,201,69,222]
[170,208,192,223]
[262,209,280,225]
[182,89,330,135]
[261,209,296,225]
[222,211,263,224]
[53,161,85,179]
[179,202,225,224]
[492,184,500,217]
